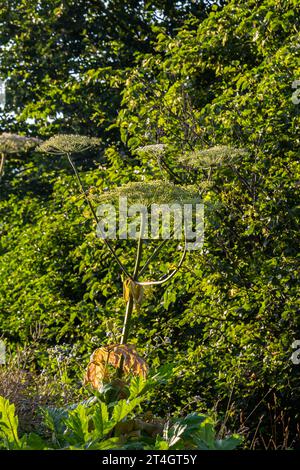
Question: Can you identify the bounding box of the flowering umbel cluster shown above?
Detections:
[178,145,248,169]
[95,180,199,208]
[38,134,101,155]
[0,133,41,155]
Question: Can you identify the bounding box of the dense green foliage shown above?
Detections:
[0,0,299,449]
[0,0,210,136]
[0,373,241,450]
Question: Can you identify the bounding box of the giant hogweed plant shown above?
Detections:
[0,134,243,449]
[38,136,247,389]
[38,134,201,388]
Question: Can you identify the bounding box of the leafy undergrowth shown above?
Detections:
[0,369,242,450]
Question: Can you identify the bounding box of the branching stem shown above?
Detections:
[66,153,133,280]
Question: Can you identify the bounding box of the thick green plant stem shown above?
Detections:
[117,216,144,377]
[120,293,135,347]
[120,218,144,345]
[66,153,132,280]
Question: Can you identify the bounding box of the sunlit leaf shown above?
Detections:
[84,344,148,389]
